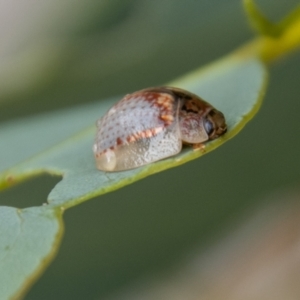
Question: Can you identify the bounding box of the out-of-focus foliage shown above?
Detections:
[103,185,300,300]
[243,0,300,62]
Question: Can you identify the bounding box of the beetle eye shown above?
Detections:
[204,119,214,135]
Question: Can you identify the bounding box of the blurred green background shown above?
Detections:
[1,0,300,299]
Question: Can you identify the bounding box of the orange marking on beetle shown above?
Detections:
[145,129,152,137]
[162,102,172,110]
[156,95,167,104]
[134,132,141,139]
[116,137,123,145]
[153,127,163,134]
[127,136,134,143]
[160,114,174,123]
[141,92,160,103]
[125,126,164,144]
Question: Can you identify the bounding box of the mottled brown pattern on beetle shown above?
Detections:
[94,86,227,171]
[98,87,186,155]
[122,126,164,145]
[181,98,212,115]
[141,86,213,121]
[131,91,175,127]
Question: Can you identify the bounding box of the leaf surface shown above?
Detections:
[0,54,266,298]
[0,56,266,208]
[0,206,63,300]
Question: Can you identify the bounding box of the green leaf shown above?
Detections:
[0,56,266,207]
[0,206,63,300]
[0,54,267,297]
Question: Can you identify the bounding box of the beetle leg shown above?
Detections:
[192,143,206,153]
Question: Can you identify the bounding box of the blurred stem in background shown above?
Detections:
[242,0,300,63]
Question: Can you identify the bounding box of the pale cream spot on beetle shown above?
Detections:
[96,148,117,171]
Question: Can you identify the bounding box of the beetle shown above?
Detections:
[93,87,227,172]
